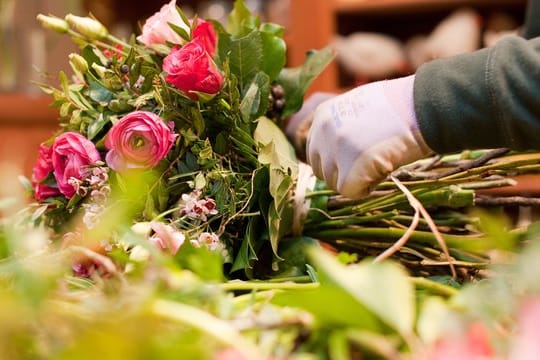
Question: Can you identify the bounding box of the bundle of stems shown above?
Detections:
[298,149,540,280]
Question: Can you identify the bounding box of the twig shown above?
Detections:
[374,206,420,263]
[433,148,510,179]
[387,177,457,278]
[475,195,540,207]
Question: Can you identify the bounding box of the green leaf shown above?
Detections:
[279,46,335,117]
[272,284,381,330]
[260,32,286,82]
[255,117,297,177]
[308,247,415,336]
[239,72,270,122]
[86,113,110,141]
[168,22,190,42]
[227,0,258,36]
[88,78,114,103]
[174,243,224,282]
[260,22,284,37]
[228,30,263,91]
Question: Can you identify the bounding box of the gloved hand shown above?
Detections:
[286,92,337,161]
[306,75,433,199]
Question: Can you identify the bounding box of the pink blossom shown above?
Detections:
[32,144,61,200]
[179,191,218,221]
[51,132,101,199]
[105,111,177,172]
[191,232,221,251]
[149,221,185,254]
[136,0,189,46]
[163,41,223,100]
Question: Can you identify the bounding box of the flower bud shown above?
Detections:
[36,14,69,33]
[65,14,108,40]
[91,63,108,78]
[69,53,88,73]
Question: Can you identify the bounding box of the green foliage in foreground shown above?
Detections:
[1,204,540,359]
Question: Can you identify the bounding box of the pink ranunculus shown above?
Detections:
[192,19,217,56]
[136,0,189,46]
[163,41,223,100]
[51,132,101,199]
[105,111,177,172]
[32,144,61,200]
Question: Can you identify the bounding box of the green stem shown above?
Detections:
[305,211,397,230]
[151,299,263,359]
[307,227,484,250]
[409,277,459,297]
[220,281,319,292]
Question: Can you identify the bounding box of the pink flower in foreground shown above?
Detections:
[509,297,540,360]
[423,322,493,360]
[32,144,61,200]
[192,19,217,55]
[51,132,101,199]
[105,111,177,172]
[163,41,223,100]
[149,221,185,254]
[136,0,189,46]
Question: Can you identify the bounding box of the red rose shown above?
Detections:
[32,144,61,200]
[105,111,177,172]
[193,19,217,56]
[163,41,223,100]
[52,132,101,199]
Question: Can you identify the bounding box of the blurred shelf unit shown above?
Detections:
[287,0,528,94]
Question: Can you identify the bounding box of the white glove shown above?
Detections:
[306,75,433,199]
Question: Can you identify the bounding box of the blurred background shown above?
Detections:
[0,0,527,180]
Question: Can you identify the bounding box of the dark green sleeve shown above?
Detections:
[522,0,540,39]
[414,36,540,154]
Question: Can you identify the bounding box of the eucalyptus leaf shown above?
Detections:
[88,78,114,103]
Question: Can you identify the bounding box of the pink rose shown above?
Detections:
[136,0,189,46]
[192,19,217,55]
[105,111,177,172]
[51,132,101,199]
[163,41,223,100]
[32,144,61,200]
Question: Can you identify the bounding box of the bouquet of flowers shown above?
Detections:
[29,0,540,283]
[30,0,332,278]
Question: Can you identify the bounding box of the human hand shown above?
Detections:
[306,75,433,199]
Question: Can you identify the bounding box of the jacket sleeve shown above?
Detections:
[523,0,540,39]
[413,36,540,154]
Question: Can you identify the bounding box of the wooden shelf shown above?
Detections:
[0,93,58,125]
[287,0,527,94]
[334,0,527,13]
[0,93,59,178]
